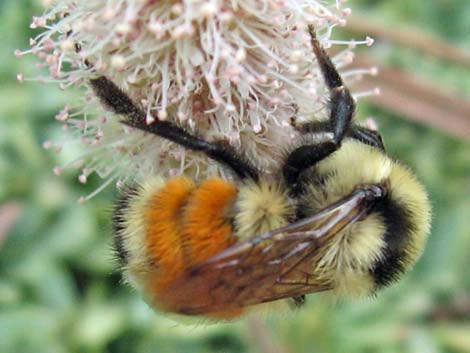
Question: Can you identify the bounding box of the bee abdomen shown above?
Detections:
[113,177,238,304]
[180,178,238,267]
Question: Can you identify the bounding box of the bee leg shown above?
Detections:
[89,76,259,180]
[293,120,385,151]
[308,25,355,144]
[290,295,306,309]
[282,26,356,189]
[348,125,385,151]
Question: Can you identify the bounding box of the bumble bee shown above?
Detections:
[90,26,431,318]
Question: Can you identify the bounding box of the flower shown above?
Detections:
[17,0,375,202]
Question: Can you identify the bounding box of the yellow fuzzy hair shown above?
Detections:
[306,140,431,297]
[388,161,431,270]
[118,177,166,291]
[234,179,295,239]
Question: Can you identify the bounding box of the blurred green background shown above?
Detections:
[1,1,469,353]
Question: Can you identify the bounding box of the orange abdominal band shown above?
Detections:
[144,177,242,318]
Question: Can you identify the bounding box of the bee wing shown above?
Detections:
[160,186,384,315]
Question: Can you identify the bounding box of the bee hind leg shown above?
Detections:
[89,76,259,180]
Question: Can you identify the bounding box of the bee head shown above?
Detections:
[301,140,431,298]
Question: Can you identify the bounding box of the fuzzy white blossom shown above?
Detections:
[17,0,376,202]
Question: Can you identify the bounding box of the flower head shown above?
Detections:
[18,0,375,201]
